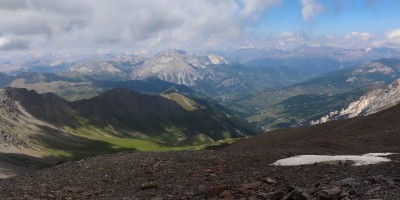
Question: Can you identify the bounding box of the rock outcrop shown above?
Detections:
[311,78,400,125]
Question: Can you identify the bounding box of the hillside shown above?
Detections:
[229,58,400,130]
[0,100,399,199]
[0,73,16,87]
[312,78,400,124]
[226,100,400,154]
[0,87,255,177]
[7,72,196,101]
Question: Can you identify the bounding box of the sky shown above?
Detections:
[0,0,399,53]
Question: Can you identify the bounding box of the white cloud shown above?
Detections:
[241,0,283,19]
[237,29,400,50]
[385,29,400,45]
[0,0,285,51]
[0,0,397,52]
[344,32,372,41]
[276,32,306,47]
[0,36,10,48]
[300,0,324,21]
[0,35,30,50]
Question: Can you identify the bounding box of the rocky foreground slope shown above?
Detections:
[0,95,400,199]
[0,151,399,199]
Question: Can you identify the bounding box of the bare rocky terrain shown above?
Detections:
[0,151,399,199]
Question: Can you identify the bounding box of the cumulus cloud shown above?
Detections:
[256,31,382,50]
[300,0,324,21]
[383,28,400,47]
[344,32,372,41]
[0,0,396,52]
[241,0,283,19]
[0,0,284,51]
[0,36,9,47]
[0,35,29,50]
[275,32,306,48]
[386,29,400,40]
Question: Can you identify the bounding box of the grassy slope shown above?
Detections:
[161,93,200,111]
[33,92,254,162]
[40,125,243,162]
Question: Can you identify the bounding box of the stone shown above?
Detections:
[247,196,258,200]
[242,181,262,189]
[150,196,163,200]
[366,186,382,195]
[140,182,158,190]
[340,191,349,198]
[348,189,357,196]
[269,190,285,199]
[264,177,277,184]
[282,186,312,200]
[219,190,234,200]
[206,185,227,198]
[318,186,342,199]
[336,178,356,186]
[257,192,268,199]
[205,168,217,174]
[368,177,384,184]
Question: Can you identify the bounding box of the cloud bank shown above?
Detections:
[0,0,398,52]
[0,0,282,51]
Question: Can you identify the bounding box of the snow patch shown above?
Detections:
[272,153,396,166]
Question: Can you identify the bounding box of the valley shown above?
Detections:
[2,49,400,155]
[4,50,400,131]
[0,86,255,177]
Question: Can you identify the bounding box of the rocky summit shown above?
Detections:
[0,151,399,199]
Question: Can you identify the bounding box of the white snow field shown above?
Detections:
[272,153,396,166]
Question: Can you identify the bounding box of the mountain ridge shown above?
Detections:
[0,86,257,177]
[311,78,400,124]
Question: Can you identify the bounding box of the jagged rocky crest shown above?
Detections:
[311,78,400,125]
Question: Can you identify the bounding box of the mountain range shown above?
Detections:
[228,58,400,130]
[4,46,399,96]
[0,87,255,177]
[3,51,400,131]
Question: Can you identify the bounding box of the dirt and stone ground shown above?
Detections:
[0,150,399,199]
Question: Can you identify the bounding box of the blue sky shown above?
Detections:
[0,0,399,52]
[254,0,400,36]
